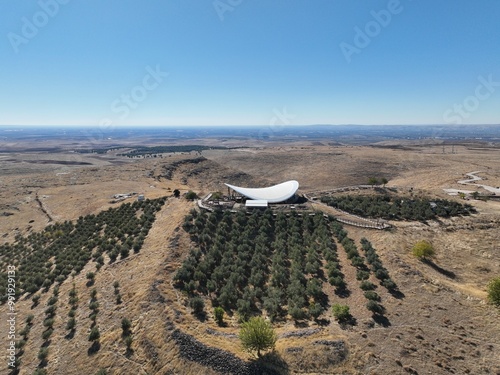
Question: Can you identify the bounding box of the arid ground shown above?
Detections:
[1,135,499,375]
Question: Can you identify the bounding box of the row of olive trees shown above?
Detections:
[176,210,347,322]
[321,194,475,221]
[0,197,166,304]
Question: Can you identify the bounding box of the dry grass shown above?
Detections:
[0,141,499,374]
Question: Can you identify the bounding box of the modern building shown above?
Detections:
[225,180,299,205]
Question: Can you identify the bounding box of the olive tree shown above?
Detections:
[412,240,435,261]
[239,317,277,357]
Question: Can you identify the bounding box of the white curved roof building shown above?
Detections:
[225,180,299,203]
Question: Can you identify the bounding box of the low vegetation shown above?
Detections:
[0,197,166,303]
[331,303,350,322]
[412,240,435,261]
[175,209,341,322]
[487,277,500,307]
[321,194,475,221]
[117,145,226,158]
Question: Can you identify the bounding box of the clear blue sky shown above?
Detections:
[0,0,499,126]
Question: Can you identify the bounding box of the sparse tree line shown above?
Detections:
[0,197,166,303]
[117,145,226,158]
[321,194,475,222]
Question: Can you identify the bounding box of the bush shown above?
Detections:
[189,296,205,315]
[289,306,307,321]
[185,191,198,200]
[332,303,350,322]
[121,318,132,334]
[360,281,376,291]
[124,335,133,349]
[308,303,324,320]
[412,240,435,260]
[366,300,385,314]
[381,278,397,290]
[89,301,99,311]
[66,317,76,330]
[89,326,100,341]
[364,291,380,301]
[487,277,500,306]
[239,316,277,357]
[38,347,49,361]
[214,307,225,326]
[356,270,370,281]
[42,328,53,340]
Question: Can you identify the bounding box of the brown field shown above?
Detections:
[0,139,499,374]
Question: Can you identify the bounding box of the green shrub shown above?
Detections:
[42,328,53,340]
[366,300,385,314]
[214,307,225,326]
[121,318,132,335]
[360,281,376,291]
[289,306,307,321]
[332,303,350,322]
[66,317,76,330]
[356,270,370,281]
[185,191,199,200]
[487,277,500,306]
[412,240,435,260]
[364,291,380,301]
[189,296,205,315]
[308,303,324,320]
[88,326,100,341]
[38,347,49,361]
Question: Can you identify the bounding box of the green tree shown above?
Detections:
[412,240,435,260]
[38,347,49,361]
[89,326,100,341]
[121,318,132,335]
[189,296,205,315]
[185,191,198,200]
[366,300,385,314]
[308,303,324,320]
[124,335,133,350]
[213,307,225,326]
[66,317,76,331]
[332,303,350,322]
[381,177,388,187]
[368,177,379,186]
[239,317,277,357]
[487,277,500,306]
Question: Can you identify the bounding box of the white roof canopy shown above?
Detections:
[225,180,299,203]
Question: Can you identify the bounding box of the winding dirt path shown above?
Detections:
[458,171,500,195]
